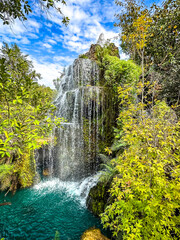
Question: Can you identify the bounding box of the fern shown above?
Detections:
[99,154,118,184]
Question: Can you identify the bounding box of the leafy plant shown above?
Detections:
[101,84,180,239]
[115,0,180,115]
[0,0,69,25]
[0,43,63,192]
[103,55,141,93]
[79,54,89,59]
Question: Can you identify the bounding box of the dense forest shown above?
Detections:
[87,0,180,239]
[97,0,180,239]
[0,0,179,239]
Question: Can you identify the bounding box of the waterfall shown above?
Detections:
[52,58,103,181]
[35,57,108,184]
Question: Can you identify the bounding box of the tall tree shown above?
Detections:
[115,0,180,114]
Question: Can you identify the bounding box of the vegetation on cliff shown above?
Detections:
[94,42,141,152]
[93,0,180,239]
[101,87,180,239]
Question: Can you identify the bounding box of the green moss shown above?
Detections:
[79,54,89,59]
[86,181,111,216]
[17,150,36,188]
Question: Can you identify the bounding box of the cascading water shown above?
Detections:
[35,57,105,209]
[52,58,103,181]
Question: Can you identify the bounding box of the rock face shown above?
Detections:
[81,228,110,240]
[97,33,106,47]
[86,181,111,217]
[81,33,120,61]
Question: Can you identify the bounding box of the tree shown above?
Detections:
[0,0,69,25]
[145,0,180,111]
[101,85,180,239]
[124,13,152,106]
[0,43,62,192]
[115,0,180,114]
[115,0,147,61]
[100,1,180,238]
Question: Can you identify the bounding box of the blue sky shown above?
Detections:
[0,0,161,89]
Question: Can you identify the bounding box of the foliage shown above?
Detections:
[115,0,180,114]
[94,43,119,69]
[79,54,89,59]
[102,55,141,93]
[0,0,69,25]
[99,154,118,184]
[148,0,180,111]
[99,2,180,238]
[121,13,152,58]
[101,84,180,239]
[94,44,141,114]
[94,46,141,171]
[115,0,147,59]
[0,43,62,192]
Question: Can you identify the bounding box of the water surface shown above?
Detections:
[0,178,108,240]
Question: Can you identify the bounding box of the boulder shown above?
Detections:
[81,228,110,240]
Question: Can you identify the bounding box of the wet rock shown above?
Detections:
[86,181,111,217]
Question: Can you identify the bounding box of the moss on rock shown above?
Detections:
[86,181,111,217]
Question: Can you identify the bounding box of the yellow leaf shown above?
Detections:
[4,130,8,139]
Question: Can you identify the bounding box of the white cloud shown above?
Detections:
[48,39,57,44]
[28,20,41,30]
[46,0,119,54]
[120,52,129,60]
[0,18,41,46]
[45,22,53,28]
[0,20,24,36]
[68,0,92,5]
[20,37,31,44]
[27,33,39,39]
[53,56,74,64]
[29,56,64,89]
[43,43,52,48]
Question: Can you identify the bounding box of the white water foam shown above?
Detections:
[33,172,101,207]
